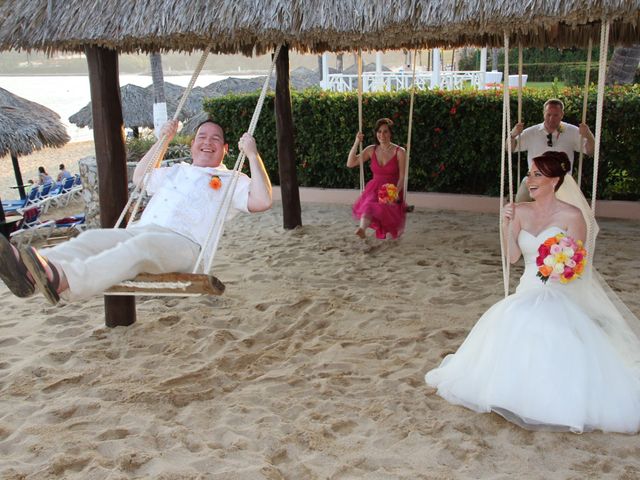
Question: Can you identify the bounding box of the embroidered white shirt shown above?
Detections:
[514,122,586,170]
[136,163,250,246]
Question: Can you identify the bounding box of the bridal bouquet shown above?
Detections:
[536,233,587,284]
[378,183,399,204]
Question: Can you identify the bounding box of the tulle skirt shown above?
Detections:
[425,287,640,433]
[352,179,406,239]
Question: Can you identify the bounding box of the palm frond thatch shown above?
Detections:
[69,83,186,129]
[0,87,70,157]
[0,1,638,54]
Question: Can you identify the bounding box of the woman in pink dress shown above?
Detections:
[346,118,407,240]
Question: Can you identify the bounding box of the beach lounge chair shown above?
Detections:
[48,176,77,208]
[70,174,83,200]
[2,186,40,213]
[43,214,86,246]
[9,206,55,248]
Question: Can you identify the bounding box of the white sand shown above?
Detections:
[0,142,95,201]
[1,200,639,479]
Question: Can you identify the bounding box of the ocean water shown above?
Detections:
[0,74,240,142]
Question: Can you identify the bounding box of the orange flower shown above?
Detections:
[539,265,553,277]
[543,237,556,247]
[209,175,222,190]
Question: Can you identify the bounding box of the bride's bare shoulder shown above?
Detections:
[557,200,583,217]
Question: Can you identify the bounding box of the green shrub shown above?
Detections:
[126,133,192,162]
[203,85,640,200]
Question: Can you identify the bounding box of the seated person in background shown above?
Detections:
[37,166,54,186]
[509,98,595,202]
[57,163,73,184]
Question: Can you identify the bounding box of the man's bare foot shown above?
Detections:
[355,227,366,239]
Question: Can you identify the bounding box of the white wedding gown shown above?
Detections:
[425,226,640,434]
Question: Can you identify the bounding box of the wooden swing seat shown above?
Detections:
[105,272,225,297]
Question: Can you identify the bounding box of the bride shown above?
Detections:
[425,151,640,434]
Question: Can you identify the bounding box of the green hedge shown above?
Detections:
[458,47,612,84]
[203,85,640,200]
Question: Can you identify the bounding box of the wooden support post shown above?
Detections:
[11,154,26,199]
[274,45,302,229]
[85,46,136,328]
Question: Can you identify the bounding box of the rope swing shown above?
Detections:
[499,21,608,298]
[106,45,282,296]
[499,32,514,298]
[587,20,610,262]
[355,49,417,205]
[577,37,593,189]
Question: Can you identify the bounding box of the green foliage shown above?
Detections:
[126,133,192,162]
[458,47,615,85]
[203,85,640,200]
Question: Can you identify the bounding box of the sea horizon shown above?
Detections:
[0,73,263,142]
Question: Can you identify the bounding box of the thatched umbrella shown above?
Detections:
[69,83,186,136]
[0,87,69,218]
[0,1,638,53]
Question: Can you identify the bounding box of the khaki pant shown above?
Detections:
[42,224,200,302]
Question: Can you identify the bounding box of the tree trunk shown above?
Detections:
[317,55,323,81]
[606,45,640,85]
[150,52,167,134]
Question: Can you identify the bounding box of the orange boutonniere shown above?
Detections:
[209,175,222,190]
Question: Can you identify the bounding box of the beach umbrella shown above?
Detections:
[0,86,70,215]
[0,1,638,54]
[69,83,186,136]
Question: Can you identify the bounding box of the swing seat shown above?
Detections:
[105,272,225,297]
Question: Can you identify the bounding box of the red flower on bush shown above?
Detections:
[434,127,442,134]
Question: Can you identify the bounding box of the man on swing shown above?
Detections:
[0,119,272,305]
[509,98,595,202]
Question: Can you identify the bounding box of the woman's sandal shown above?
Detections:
[20,246,61,305]
[0,235,35,297]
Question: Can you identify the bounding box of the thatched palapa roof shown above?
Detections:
[0,87,70,158]
[0,1,638,54]
[69,83,185,129]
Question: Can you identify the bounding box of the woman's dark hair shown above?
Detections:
[38,166,46,174]
[532,151,571,191]
[373,118,394,145]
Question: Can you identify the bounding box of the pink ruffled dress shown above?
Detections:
[352,147,406,239]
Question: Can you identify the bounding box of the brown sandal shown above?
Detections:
[0,235,35,297]
[20,246,61,305]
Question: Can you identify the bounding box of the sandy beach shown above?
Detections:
[0,141,95,201]
[1,193,639,478]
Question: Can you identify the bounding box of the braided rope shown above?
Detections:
[578,37,593,189]
[114,45,212,229]
[357,49,365,192]
[498,32,514,298]
[587,21,609,262]
[516,44,523,184]
[404,49,418,200]
[195,45,282,275]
